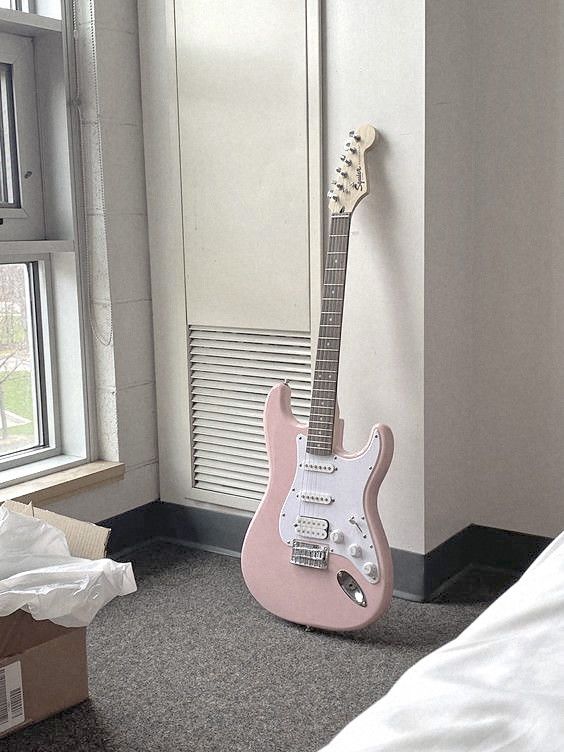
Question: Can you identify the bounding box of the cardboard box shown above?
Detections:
[0,500,111,739]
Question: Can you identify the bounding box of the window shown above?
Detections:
[0,32,43,234]
[0,2,35,13]
[0,63,19,210]
[0,262,47,459]
[0,3,89,485]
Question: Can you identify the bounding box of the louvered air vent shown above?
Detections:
[188,327,311,502]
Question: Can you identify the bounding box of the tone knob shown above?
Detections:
[330,529,344,544]
[363,562,378,578]
[348,544,361,557]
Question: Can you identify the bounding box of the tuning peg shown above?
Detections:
[327,191,339,201]
[336,167,348,177]
[340,155,352,165]
[349,130,361,141]
[331,180,344,189]
[345,142,357,153]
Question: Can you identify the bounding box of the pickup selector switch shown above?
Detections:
[348,544,361,558]
[330,529,344,544]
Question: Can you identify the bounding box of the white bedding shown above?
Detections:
[320,531,564,752]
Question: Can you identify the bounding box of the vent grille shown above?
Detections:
[188,327,311,501]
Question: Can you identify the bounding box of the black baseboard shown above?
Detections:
[102,501,552,602]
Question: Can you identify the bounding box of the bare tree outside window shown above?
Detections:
[0,263,40,457]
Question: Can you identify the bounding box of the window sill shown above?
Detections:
[0,9,62,37]
[0,460,125,507]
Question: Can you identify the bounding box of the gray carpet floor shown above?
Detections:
[0,542,517,752]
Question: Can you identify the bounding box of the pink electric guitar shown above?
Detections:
[241,124,394,631]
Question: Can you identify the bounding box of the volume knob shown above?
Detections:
[330,529,344,544]
[348,544,361,557]
[362,562,378,579]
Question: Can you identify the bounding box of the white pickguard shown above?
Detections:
[279,432,381,583]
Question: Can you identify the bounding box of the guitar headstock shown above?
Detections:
[327,123,379,215]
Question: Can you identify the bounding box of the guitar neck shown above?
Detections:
[306,212,352,456]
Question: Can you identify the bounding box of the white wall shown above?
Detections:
[52,0,158,522]
[423,0,564,548]
[424,0,475,550]
[324,1,426,553]
[468,1,564,539]
[133,0,564,553]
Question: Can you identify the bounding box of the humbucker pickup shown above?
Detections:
[295,516,329,540]
[298,491,334,505]
[290,540,329,569]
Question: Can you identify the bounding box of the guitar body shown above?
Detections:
[241,382,394,631]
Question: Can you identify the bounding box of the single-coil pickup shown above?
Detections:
[298,491,334,505]
[295,516,329,540]
[303,461,335,474]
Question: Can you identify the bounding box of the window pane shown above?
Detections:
[0,63,20,209]
[27,1,62,19]
[0,263,42,458]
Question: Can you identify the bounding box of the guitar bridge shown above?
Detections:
[290,540,329,569]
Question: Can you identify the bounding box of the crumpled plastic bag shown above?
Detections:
[0,506,137,627]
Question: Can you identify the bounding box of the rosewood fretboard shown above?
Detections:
[306,213,351,456]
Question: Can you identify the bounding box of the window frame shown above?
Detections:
[0,253,60,472]
[0,2,94,490]
[0,62,21,209]
[0,31,44,234]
